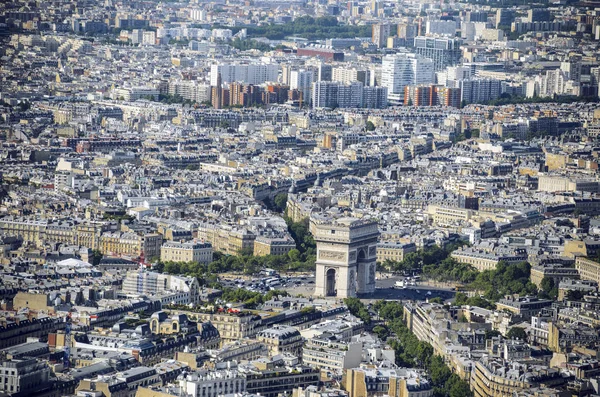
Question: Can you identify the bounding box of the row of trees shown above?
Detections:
[344,297,372,325]
[220,288,289,309]
[157,246,315,282]
[155,217,317,284]
[374,301,473,397]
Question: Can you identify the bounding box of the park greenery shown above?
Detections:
[238,16,372,40]
[469,261,537,302]
[482,93,598,107]
[374,301,473,397]
[451,260,538,307]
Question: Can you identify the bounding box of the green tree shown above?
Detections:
[287,249,301,262]
[344,297,372,325]
[448,374,473,397]
[506,326,527,341]
[468,261,536,302]
[566,289,585,300]
[91,250,103,266]
[365,121,376,131]
[539,276,557,299]
[373,325,389,340]
[274,193,288,212]
[376,301,473,397]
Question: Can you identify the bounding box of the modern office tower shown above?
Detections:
[465,11,489,22]
[381,53,435,104]
[130,29,143,44]
[397,22,418,46]
[458,78,501,104]
[290,69,315,105]
[403,85,461,107]
[372,23,390,48]
[210,64,279,86]
[527,8,552,22]
[142,31,156,45]
[332,67,370,85]
[362,86,388,108]
[312,82,385,109]
[318,62,333,81]
[436,86,462,107]
[495,9,515,28]
[425,20,457,36]
[414,36,462,72]
[404,84,436,106]
[560,61,582,82]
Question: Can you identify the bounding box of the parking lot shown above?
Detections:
[219,274,316,295]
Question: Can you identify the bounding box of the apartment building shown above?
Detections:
[376,241,417,263]
[160,240,213,264]
[210,340,268,362]
[210,64,279,86]
[178,369,246,397]
[381,53,435,104]
[197,224,255,255]
[303,333,362,371]
[256,325,304,357]
[179,311,263,343]
[100,231,162,259]
[121,271,200,304]
[77,367,160,397]
[451,247,528,271]
[253,235,296,256]
[0,358,51,396]
[575,256,600,284]
[495,296,553,320]
[471,356,567,397]
[344,367,434,397]
[529,263,580,287]
[402,302,452,356]
[427,205,473,227]
[242,362,319,397]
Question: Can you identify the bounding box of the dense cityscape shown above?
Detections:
[1,0,600,396]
